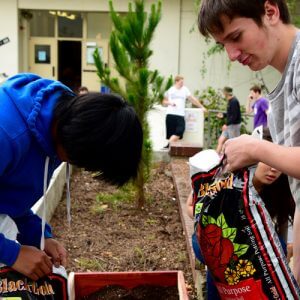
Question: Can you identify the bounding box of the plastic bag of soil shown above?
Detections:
[190,150,300,299]
[0,214,68,299]
[0,265,68,299]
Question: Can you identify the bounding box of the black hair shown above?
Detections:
[261,174,295,233]
[54,92,143,186]
[78,86,89,93]
[258,127,295,232]
[198,0,291,37]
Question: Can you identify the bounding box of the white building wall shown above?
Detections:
[0,0,18,78]
[150,0,181,77]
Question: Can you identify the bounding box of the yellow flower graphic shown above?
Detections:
[225,268,240,285]
[236,259,256,278]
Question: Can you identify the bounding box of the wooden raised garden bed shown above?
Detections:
[68,270,189,300]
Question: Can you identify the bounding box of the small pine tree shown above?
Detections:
[94,0,172,208]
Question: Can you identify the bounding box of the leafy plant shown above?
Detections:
[93,183,136,212]
[176,251,187,263]
[145,233,156,240]
[93,0,172,208]
[145,218,158,225]
[133,246,148,265]
[75,257,105,271]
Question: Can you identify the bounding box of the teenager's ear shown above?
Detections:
[264,0,280,24]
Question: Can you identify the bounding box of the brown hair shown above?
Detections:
[174,75,184,82]
[198,0,290,37]
[250,85,262,94]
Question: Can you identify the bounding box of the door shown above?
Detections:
[58,41,81,92]
[29,37,57,79]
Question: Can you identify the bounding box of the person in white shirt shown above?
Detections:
[162,75,207,148]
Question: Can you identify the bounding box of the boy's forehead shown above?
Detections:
[210,15,232,40]
[220,14,237,30]
[211,15,251,42]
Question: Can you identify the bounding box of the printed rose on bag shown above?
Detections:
[196,213,254,285]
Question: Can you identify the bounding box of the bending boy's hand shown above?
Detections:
[44,238,67,268]
[12,245,53,280]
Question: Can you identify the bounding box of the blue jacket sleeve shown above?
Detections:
[14,210,53,248]
[0,128,13,174]
[0,125,22,265]
[0,233,21,266]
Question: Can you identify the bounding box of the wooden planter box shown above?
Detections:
[68,270,189,300]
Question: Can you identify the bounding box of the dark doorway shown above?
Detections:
[58,41,81,92]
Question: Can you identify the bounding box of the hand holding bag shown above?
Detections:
[190,150,300,299]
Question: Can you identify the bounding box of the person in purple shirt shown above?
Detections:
[246,85,269,128]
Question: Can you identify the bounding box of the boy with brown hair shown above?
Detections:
[198,0,300,282]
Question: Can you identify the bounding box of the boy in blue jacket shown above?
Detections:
[0,73,143,280]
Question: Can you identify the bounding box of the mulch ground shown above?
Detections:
[50,162,198,299]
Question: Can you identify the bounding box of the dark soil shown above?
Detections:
[82,285,179,300]
[50,162,197,299]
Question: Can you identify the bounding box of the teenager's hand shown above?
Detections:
[44,238,67,268]
[221,124,227,131]
[12,245,52,280]
[223,135,258,171]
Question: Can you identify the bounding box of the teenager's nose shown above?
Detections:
[225,44,241,61]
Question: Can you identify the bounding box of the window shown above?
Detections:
[30,10,55,37]
[86,43,103,65]
[58,11,82,38]
[87,12,111,39]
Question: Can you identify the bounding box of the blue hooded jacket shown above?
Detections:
[0,73,74,266]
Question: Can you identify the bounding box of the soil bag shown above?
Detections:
[0,214,68,299]
[0,266,68,299]
[190,150,300,299]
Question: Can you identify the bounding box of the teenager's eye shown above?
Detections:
[232,34,241,42]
